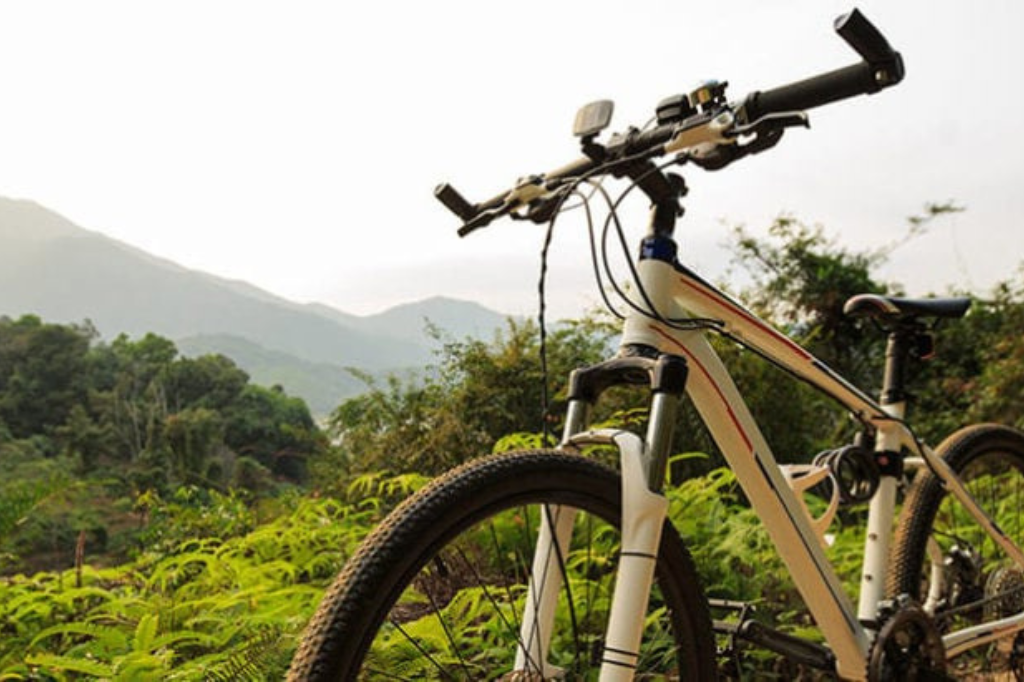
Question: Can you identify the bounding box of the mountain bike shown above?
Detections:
[289,9,1024,680]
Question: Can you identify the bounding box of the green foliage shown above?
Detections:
[971,285,1024,430]
[223,384,323,482]
[722,208,1024,461]
[0,489,378,678]
[0,316,95,439]
[731,216,886,375]
[4,206,1024,675]
[0,317,328,575]
[135,487,256,555]
[321,317,615,482]
[0,448,71,539]
[860,269,1024,441]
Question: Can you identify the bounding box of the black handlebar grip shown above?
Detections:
[835,8,896,66]
[742,62,877,122]
[741,9,903,123]
[434,183,477,221]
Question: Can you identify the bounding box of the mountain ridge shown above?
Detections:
[0,196,509,413]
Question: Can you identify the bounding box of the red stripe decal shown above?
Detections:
[677,275,812,361]
[651,326,753,452]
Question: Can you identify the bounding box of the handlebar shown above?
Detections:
[739,9,903,123]
[436,8,903,237]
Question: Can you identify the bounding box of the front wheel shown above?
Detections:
[889,424,1024,678]
[288,449,716,680]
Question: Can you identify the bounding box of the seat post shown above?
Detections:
[880,323,932,410]
[881,330,911,408]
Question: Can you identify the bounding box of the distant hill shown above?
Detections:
[0,197,509,414]
[175,335,371,416]
[304,297,510,347]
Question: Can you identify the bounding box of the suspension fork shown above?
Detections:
[513,353,688,679]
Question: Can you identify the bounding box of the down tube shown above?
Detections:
[659,328,871,680]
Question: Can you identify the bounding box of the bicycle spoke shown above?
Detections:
[363,667,420,681]
[541,503,582,670]
[896,431,1024,677]
[487,520,531,663]
[389,618,460,681]
[291,452,714,679]
[424,578,476,679]
[453,544,531,663]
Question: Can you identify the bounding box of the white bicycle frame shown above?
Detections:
[516,249,1024,680]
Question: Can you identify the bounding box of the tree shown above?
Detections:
[223,384,321,483]
[0,316,94,438]
[164,407,224,485]
[324,317,616,479]
[909,273,1024,439]
[54,404,114,473]
[969,277,1024,430]
[722,204,1023,460]
[102,333,178,462]
[162,354,249,413]
[729,216,886,382]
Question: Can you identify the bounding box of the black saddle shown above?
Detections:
[843,294,971,321]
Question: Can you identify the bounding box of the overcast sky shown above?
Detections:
[2,1,1022,319]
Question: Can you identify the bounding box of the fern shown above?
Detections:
[29,621,129,652]
[132,614,158,653]
[189,625,283,681]
[52,585,116,610]
[24,652,114,677]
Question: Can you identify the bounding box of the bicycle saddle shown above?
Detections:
[843,294,971,320]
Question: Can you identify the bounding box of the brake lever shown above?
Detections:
[691,111,809,171]
[453,175,553,237]
[521,192,566,225]
[729,111,810,139]
[457,205,508,237]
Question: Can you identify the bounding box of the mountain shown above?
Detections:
[0,197,509,413]
[304,297,507,347]
[175,334,372,416]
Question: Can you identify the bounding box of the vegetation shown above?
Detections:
[0,321,325,577]
[0,485,386,679]
[3,210,1024,677]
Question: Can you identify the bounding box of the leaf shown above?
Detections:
[29,621,128,652]
[151,629,218,650]
[112,650,171,678]
[53,586,116,609]
[132,614,158,654]
[24,652,114,677]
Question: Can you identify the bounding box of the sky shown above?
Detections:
[1,1,1022,320]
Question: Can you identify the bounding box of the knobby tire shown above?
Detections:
[288,449,716,681]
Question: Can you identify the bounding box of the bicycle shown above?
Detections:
[289,9,1024,681]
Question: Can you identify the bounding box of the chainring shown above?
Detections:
[868,600,946,681]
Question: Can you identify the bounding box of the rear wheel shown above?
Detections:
[890,424,1024,678]
[289,450,716,680]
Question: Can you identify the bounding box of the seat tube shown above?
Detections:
[859,331,911,624]
[858,404,904,624]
